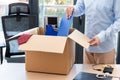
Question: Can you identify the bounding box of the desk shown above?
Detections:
[0,63,120,80]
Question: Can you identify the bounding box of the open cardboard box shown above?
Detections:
[10,27,90,74]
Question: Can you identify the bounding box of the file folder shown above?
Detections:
[57,13,73,36]
[45,25,57,36]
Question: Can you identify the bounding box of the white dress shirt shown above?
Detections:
[74,0,120,53]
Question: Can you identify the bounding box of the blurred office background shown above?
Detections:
[0,0,120,63]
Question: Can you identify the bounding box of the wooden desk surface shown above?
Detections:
[0,63,120,80]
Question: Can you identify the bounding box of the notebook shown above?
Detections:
[73,72,112,80]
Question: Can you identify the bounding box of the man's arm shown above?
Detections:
[93,0,120,44]
[66,0,85,19]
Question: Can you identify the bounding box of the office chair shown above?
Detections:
[1,3,36,58]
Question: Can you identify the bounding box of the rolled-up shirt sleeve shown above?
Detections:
[73,0,85,17]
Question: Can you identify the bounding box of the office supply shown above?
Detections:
[57,13,73,36]
[18,34,33,45]
[73,72,112,80]
[68,29,90,48]
[45,25,58,36]
[103,67,113,74]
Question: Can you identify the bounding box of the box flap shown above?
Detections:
[7,27,39,40]
[68,29,90,48]
[19,35,67,54]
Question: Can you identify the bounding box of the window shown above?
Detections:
[39,0,73,27]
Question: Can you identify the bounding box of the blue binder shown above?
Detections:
[45,25,57,36]
[57,13,73,36]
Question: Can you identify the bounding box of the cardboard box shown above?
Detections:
[16,27,90,74]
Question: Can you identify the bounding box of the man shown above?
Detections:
[66,0,120,64]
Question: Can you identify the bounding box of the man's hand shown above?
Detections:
[89,36,100,46]
[66,6,74,19]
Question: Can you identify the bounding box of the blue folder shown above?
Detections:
[57,13,73,36]
[45,25,57,36]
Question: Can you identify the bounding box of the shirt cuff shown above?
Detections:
[96,31,106,43]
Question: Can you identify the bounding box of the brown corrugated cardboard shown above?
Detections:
[25,38,75,74]
[19,35,67,53]
[17,27,90,74]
